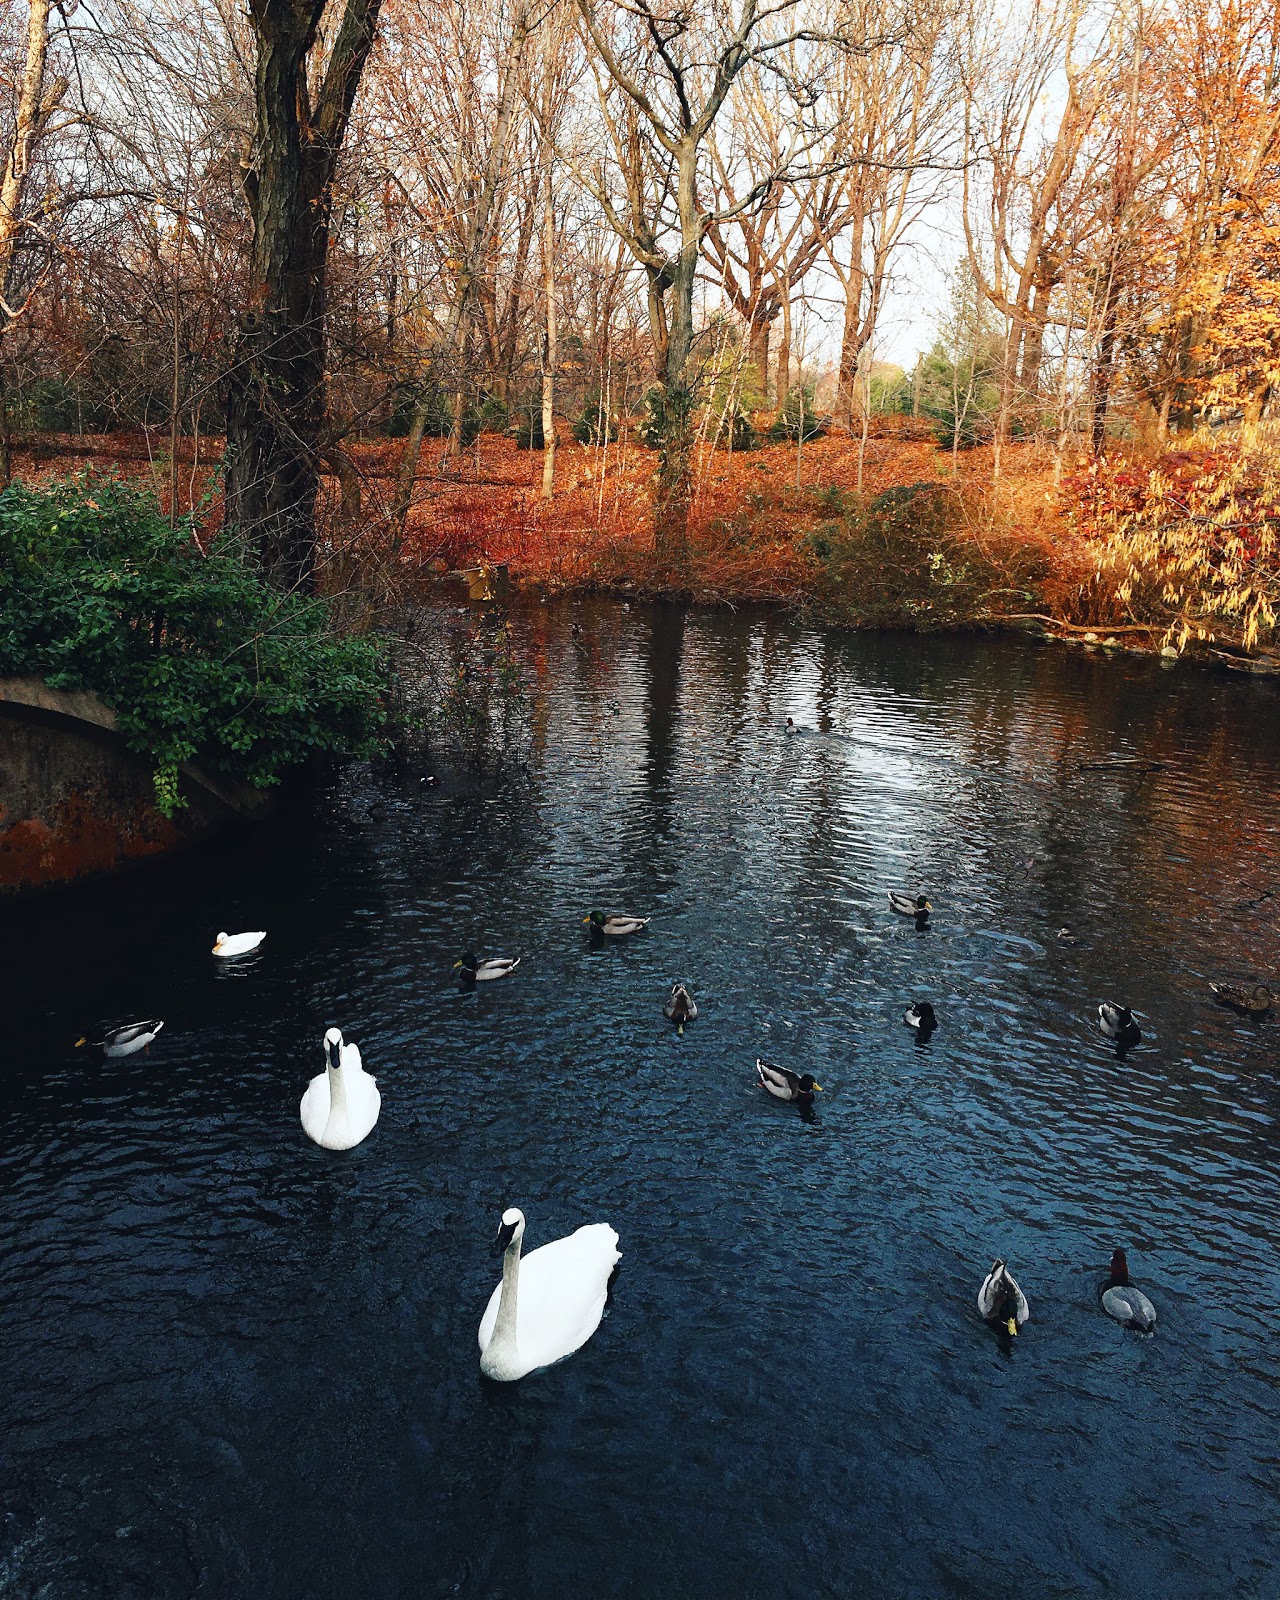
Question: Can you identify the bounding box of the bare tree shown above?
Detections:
[571,0,843,555]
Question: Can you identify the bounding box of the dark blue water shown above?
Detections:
[3,604,1278,1599]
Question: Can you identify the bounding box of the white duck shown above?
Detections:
[212,929,266,958]
[478,1207,621,1382]
[978,1259,1030,1335]
[300,1027,381,1150]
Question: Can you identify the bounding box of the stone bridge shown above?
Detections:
[0,678,275,896]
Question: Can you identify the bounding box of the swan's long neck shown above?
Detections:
[492,1236,522,1357]
[327,1061,348,1121]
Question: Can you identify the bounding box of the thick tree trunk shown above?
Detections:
[747,311,771,396]
[225,0,383,592]
[224,164,329,592]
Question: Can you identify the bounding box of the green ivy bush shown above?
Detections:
[0,476,387,813]
[770,385,830,444]
[573,396,619,446]
[513,407,546,450]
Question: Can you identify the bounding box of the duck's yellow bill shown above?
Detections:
[452,961,462,968]
[74,1037,86,1048]
[1007,1318,1018,1336]
[813,1083,824,1092]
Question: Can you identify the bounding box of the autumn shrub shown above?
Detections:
[0,475,387,812]
[1062,433,1279,653]
[805,479,1048,626]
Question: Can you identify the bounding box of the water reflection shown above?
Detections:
[0,603,1277,1600]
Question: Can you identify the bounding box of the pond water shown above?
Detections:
[2,604,1278,1599]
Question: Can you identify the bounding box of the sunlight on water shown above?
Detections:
[1,602,1277,1598]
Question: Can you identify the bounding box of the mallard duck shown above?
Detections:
[455,951,521,982]
[888,891,931,917]
[755,1059,822,1102]
[1209,982,1274,1018]
[75,1020,164,1058]
[978,1259,1030,1336]
[664,981,697,1034]
[212,929,266,958]
[904,1002,937,1031]
[1098,1002,1141,1046]
[583,911,650,937]
[1101,1247,1157,1332]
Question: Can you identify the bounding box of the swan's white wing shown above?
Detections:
[515,1225,621,1369]
[300,1071,331,1142]
[347,1073,381,1138]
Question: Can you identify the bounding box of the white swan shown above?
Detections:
[212,930,266,958]
[300,1027,381,1150]
[978,1259,1030,1335]
[478,1207,621,1381]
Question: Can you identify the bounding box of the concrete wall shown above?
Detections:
[0,678,275,896]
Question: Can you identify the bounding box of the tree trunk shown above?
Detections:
[775,280,792,407]
[747,311,771,397]
[0,0,63,487]
[648,148,702,563]
[225,0,384,592]
[539,144,557,500]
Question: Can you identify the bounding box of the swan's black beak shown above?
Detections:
[495,1220,518,1254]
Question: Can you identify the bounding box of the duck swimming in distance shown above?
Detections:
[75,1020,164,1057]
[1209,982,1274,1018]
[978,1259,1030,1336]
[478,1207,621,1382]
[904,1001,937,1032]
[1098,1002,1142,1046]
[888,891,931,917]
[755,1059,823,1103]
[584,911,650,937]
[1101,1247,1157,1332]
[212,930,266,958]
[664,981,697,1034]
[299,1027,381,1150]
[455,951,521,982]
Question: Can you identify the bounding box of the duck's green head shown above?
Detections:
[798,1074,823,1094]
[584,911,606,927]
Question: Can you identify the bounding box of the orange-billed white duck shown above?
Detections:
[584,911,650,937]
